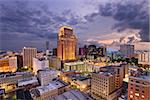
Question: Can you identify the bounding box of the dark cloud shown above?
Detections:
[0,0,81,39]
[0,0,82,50]
[85,0,149,41]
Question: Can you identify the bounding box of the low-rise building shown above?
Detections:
[17,76,39,88]
[33,58,49,75]
[30,78,69,100]
[0,72,33,93]
[0,57,17,72]
[52,89,92,100]
[49,56,61,70]
[37,69,58,86]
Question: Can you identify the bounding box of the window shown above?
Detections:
[135,89,139,91]
[136,81,140,83]
[130,95,133,98]
[136,85,139,87]
[141,95,144,98]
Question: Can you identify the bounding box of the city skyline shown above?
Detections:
[0,0,149,51]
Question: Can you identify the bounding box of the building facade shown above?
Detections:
[91,66,124,100]
[120,44,134,58]
[37,69,58,86]
[33,58,49,75]
[57,26,77,61]
[0,57,17,72]
[23,47,37,68]
[128,72,150,100]
[138,51,150,65]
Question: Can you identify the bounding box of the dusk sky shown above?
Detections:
[0,0,149,51]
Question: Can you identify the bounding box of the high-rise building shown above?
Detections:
[57,26,77,61]
[46,41,50,56]
[97,46,107,57]
[53,48,57,56]
[120,44,134,58]
[23,47,37,69]
[128,72,150,100]
[15,54,23,69]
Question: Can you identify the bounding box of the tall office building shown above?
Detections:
[120,44,134,58]
[46,41,50,56]
[97,46,107,57]
[23,47,37,69]
[57,26,77,61]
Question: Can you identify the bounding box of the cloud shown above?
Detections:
[84,0,149,41]
[0,0,82,41]
[0,0,84,50]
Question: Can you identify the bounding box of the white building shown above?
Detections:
[30,79,69,100]
[33,58,49,75]
[37,69,58,86]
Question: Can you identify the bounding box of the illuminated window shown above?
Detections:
[135,93,139,96]
[141,95,144,98]
[130,95,133,98]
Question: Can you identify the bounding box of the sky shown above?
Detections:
[0,0,149,51]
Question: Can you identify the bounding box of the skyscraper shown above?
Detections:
[120,44,134,58]
[57,26,77,61]
[23,47,37,69]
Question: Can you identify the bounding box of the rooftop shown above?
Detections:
[99,71,114,77]
[52,90,92,100]
[69,75,89,81]
[30,79,68,96]
[64,61,84,66]
[18,77,38,87]
[129,72,150,82]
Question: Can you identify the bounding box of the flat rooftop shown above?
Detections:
[18,77,38,87]
[52,90,92,100]
[64,61,84,66]
[99,71,114,77]
[30,79,68,96]
[69,75,89,81]
[129,72,150,82]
